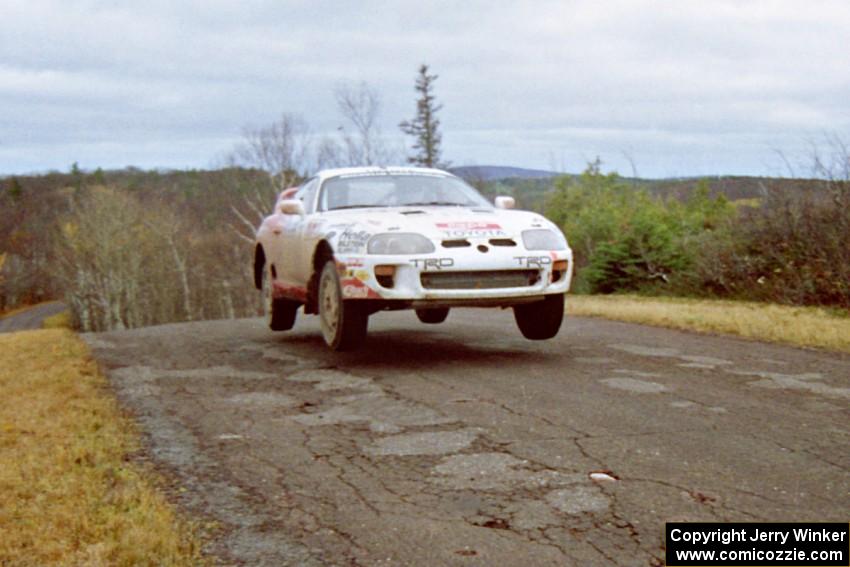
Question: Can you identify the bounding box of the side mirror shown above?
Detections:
[495,196,515,210]
[279,199,305,215]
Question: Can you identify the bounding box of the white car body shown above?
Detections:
[253,167,573,349]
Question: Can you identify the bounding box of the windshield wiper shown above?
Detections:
[400,201,468,207]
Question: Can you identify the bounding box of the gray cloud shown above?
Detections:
[1,0,848,176]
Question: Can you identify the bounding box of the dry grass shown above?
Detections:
[0,329,204,566]
[567,294,850,353]
[41,310,71,329]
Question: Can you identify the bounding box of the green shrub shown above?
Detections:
[692,180,850,309]
[546,161,734,294]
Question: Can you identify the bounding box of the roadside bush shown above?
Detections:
[546,162,734,294]
[547,157,850,311]
[693,179,850,309]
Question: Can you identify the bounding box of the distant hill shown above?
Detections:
[449,166,826,205]
[451,165,564,181]
[635,175,826,202]
[460,170,830,214]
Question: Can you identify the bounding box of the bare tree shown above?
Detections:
[230,113,312,191]
[57,188,167,331]
[809,133,850,238]
[810,133,850,182]
[334,81,393,166]
[55,186,263,330]
[316,135,345,169]
[316,82,398,168]
[620,149,639,188]
[772,148,798,178]
[225,87,399,245]
[145,207,193,321]
[227,113,313,243]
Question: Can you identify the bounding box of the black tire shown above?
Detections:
[415,307,450,324]
[318,261,369,350]
[264,267,298,331]
[513,294,565,340]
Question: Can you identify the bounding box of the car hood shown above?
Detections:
[320,206,560,241]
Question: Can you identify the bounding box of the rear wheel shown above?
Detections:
[415,307,450,324]
[318,261,369,350]
[513,294,565,340]
[264,267,298,331]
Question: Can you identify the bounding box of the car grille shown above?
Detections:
[420,270,539,290]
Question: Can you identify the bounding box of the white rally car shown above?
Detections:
[253,167,573,350]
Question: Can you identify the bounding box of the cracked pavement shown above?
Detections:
[84,310,850,566]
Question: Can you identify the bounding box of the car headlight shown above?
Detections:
[367,233,435,255]
[522,229,567,250]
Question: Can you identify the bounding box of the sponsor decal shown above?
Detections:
[436,221,502,230]
[410,258,455,270]
[325,222,356,241]
[354,270,370,281]
[343,284,371,298]
[337,229,372,253]
[436,221,506,238]
[514,256,553,267]
[341,278,380,299]
[441,228,507,238]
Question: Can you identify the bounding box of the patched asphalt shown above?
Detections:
[84,309,850,566]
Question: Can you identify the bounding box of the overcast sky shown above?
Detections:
[2,0,849,178]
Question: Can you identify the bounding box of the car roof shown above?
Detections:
[315,166,454,181]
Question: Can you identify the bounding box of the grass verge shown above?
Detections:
[41,310,71,329]
[567,294,850,354]
[0,329,204,566]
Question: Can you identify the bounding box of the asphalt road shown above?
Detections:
[0,301,66,333]
[84,309,850,566]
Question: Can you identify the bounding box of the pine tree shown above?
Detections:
[8,177,23,199]
[399,64,446,168]
[70,162,83,191]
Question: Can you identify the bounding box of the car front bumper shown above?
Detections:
[335,248,573,306]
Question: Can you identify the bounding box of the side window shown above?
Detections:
[296,178,319,214]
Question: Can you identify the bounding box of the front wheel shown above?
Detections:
[264,267,298,331]
[318,261,369,350]
[415,307,450,324]
[513,294,565,340]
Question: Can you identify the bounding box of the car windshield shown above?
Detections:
[318,174,492,211]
